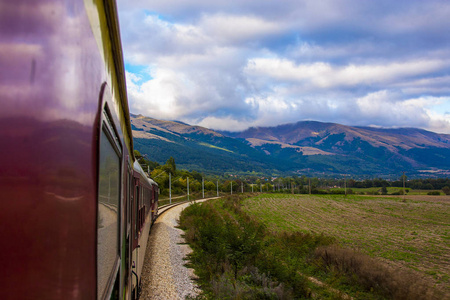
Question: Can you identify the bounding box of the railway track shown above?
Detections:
[156,196,221,217]
[139,197,220,299]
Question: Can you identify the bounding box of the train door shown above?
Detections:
[131,176,140,299]
[151,188,154,222]
[123,162,133,300]
[151,186,157,222]
[154,187,159,220]
[133,180,140,250]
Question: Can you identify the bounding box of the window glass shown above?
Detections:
[97,128,120,299]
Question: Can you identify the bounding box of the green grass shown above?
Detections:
[328,187,443,195]
[198,142,234,153]
[242,194,450,295]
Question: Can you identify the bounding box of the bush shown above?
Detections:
[366,191,380,195]
[427,191,441,195]
[442,186,450,195]
[314,246,442,299]
[390,190,404,195]
[180,196,318,298]
[330,190,345,195]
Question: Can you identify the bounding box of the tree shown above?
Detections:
[191,171,203,181]
[166,156,176,173]
[205,181,216,191]
[423,183,434,190]
[442,186,450,195]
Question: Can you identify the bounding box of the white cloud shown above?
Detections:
[126,68,188,119]
[118,0,450,134]
[197,116,252,132]
[245,58,449,88]
[199,13,284,45]
[355,92,450,131]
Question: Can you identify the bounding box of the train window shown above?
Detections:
[135,185,139,238]
[97,116,121,299]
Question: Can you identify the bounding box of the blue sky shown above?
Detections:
[117,0,450,133]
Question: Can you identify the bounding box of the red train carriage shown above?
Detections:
[129,162,159,298]
[0,0,158,299]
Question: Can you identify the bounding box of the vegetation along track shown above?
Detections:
[139,197,220,299]
[243,194,450,297]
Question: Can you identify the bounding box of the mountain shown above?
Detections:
[131,114,450,177]
[131,114,286,175]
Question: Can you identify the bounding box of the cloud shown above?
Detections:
[199,14,284,45]
[197,116,252,132]
[118,0,450,133]
[244,58,449,89]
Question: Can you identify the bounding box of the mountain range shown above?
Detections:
[131,114,450,177]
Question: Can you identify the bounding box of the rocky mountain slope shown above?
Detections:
[131,114,450,177]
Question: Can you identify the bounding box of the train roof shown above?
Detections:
[133,161,158,187]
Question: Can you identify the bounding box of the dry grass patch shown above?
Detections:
[243,194,450,296]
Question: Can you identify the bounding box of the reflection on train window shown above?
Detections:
[97,128,120,299]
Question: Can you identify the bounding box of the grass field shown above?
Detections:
[242,194,450,294]
[328,187,444,195]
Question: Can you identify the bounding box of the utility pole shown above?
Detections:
[187,177,190,201]
[252,184,254,193]
[344,174,347,197]
[260,182,262,193]
[403,171,406,200]
[309,177,311,195]
[241,182,243,193]
[308,168,311,195]
[217,180,219,197]
[169,172,172,204]
[202,177,204,199]
[231,181,233,195]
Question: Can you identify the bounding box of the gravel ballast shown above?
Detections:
[140,202,202,299]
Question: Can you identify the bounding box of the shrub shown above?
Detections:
[390,190,404,195]
[180,196,315,298]
[314,245,442,299]
[427,191,441,195]
[330,190,345,195]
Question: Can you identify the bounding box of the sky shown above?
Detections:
[116,0,450,133]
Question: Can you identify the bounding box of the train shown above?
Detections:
[0,0,159,299]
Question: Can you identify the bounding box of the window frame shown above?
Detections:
[97,96,123,300]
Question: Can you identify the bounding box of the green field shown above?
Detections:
[242,194,450,294]
[329,186,446,195]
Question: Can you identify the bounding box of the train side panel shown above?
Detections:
[130,162,158,298]
[0,0,134,299]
